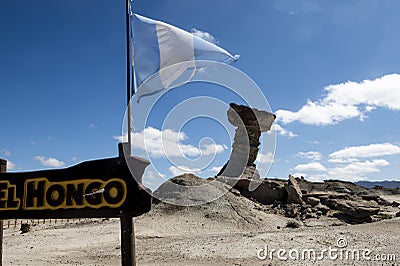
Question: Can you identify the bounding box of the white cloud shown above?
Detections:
[191,28,218,44]
[200,143,227,156]
[327,159,390,182]
[34,156,65,168]
[270,124,297,138]
[292,142,400,182]
[169,165,202,176]
[276,73,400,125]
[276,100,360,125]
[144,170,166,180]
[114,127,227,159]
[296,151,323,161]
[2,149,11,156]
[325,74,400,109]
[298,159,391,182]
[256,152,274,164]
[7,161,16,170]
[364,106,376,112]
[143,180,153,186]
[255,152,275,178]
[294,173,327,182]
[113,135,126,142]
[329,143,400,161]
[210,166,223,173]
[328,157,360,164]
[294,162,327,172]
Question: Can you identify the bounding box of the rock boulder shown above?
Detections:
[285,175,304,204]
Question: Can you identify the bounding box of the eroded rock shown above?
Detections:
[216,176,287,204]
[305,197,320,207]
[285,175,303,204]
[323,198,380,218]
[218,103,275,178]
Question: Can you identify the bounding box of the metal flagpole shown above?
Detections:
[126,0,132,155]
[0,159,6,266]
[121,1,136,265]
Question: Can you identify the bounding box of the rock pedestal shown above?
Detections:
[218,103,275,178]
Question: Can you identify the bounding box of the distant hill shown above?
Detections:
[355,180,400,189]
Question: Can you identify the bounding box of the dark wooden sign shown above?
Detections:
[0,156,152,219]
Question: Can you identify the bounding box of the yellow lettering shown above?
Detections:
[23,178,127,210]
[0,181,20,210]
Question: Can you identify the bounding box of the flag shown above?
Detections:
[131,13,239,100]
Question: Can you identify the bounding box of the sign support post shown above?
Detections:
[0,159,7,266]
[119,142,136,265]
[120,215,136,266]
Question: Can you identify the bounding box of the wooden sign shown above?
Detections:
[0,156,152,219]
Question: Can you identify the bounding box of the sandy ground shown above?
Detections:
[3,191,400,265]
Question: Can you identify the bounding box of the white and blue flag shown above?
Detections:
[131,14,239,99]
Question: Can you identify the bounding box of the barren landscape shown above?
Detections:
[3,175,400,265]
[2,1,400,266]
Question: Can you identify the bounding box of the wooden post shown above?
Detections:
[0,159,7,266]
[118,143,135,265]
[120,215,136,266]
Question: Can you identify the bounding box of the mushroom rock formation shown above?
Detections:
[217,103,275,179]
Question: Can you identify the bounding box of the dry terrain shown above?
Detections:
[3,176,400,265]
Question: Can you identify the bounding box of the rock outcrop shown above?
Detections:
[285,175,303,204]
[160,173,398,225]
[325,199,380,219]
[216,176,287,205]
[204,103,398,225]
[216,174,398,224]
[217,103,275,178]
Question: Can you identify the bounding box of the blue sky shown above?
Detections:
[1,0,400,190]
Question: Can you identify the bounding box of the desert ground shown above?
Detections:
[3,176,400,265]
[3,216,400,265]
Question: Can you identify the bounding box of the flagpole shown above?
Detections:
[126,0,132,155]
[121,3,136,266]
